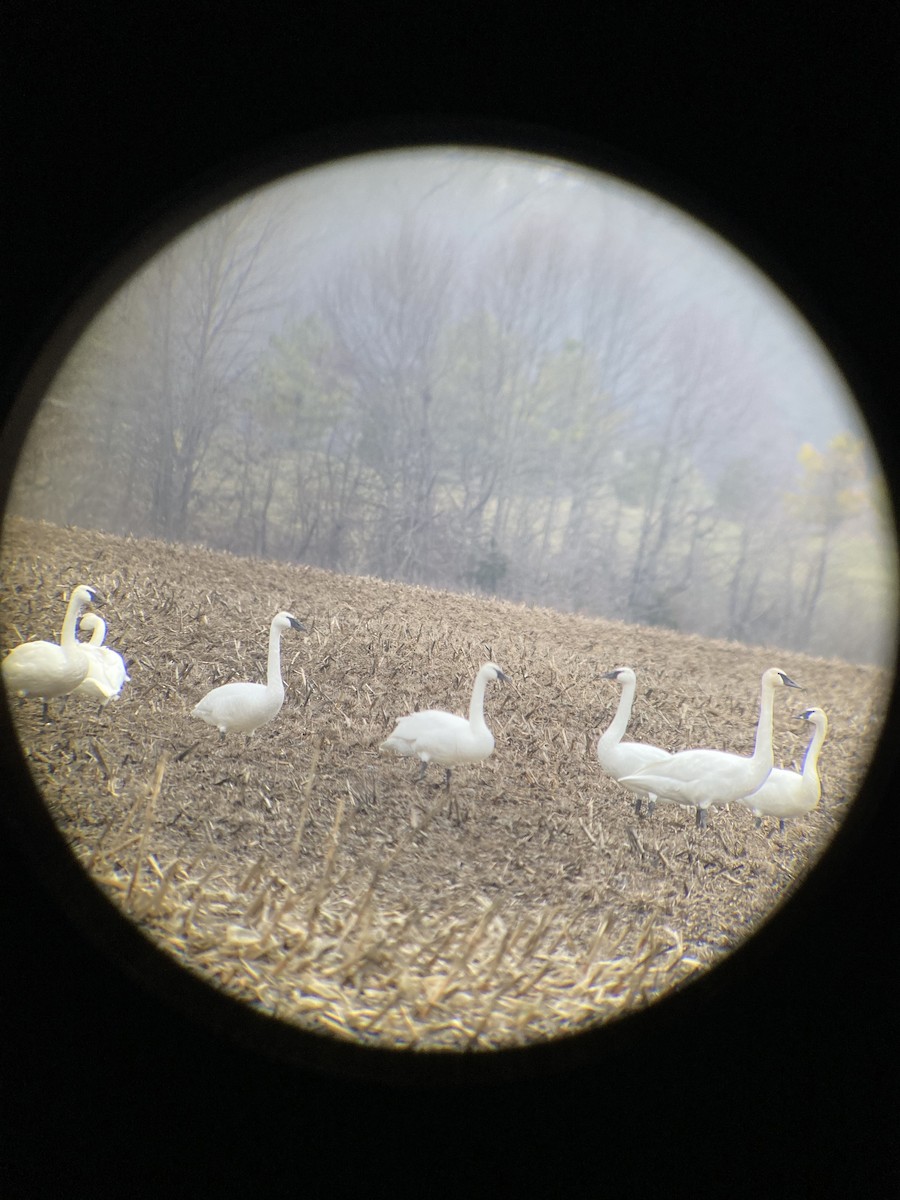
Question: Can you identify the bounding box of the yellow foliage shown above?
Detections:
[788,432,870,528]
[797,442,823,472]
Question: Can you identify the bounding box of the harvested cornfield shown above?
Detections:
[0,516,890,1052]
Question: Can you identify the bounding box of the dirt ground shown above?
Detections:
[1,516,890,1053]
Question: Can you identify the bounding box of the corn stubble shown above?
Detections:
[2,517,886,1051]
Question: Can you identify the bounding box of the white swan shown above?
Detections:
[191,610,305,736]
[597,667,671,815]
[2,584,101,717]
[380,661,510,788]
[619,667,802,829]
[74,613,130,704]
[735,707,828,833]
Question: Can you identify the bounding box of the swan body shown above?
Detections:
[2,584,100,705]
[380,662,510,786]
[597,667,671,815]
[736,707,827,832]
[620,667,802,829]
[74,613,130,703]
[192,611,305,736]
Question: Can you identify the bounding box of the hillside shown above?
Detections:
[0,516,889,1055]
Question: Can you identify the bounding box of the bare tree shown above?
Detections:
[136,200,285,540]
[12,196,288,544]
[14,163,889,665]
[618,308,780,626]
[317,220,458,581]
[783,433,870,643]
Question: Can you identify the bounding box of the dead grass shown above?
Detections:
[1,516,890,1051]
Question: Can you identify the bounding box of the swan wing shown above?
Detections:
[381,710,493,764]
[2,640,89,696]
[75,647,118,700]
[738,767,818,818]
[423,719,494,765]
[381,708,447,754]
[599,740,670,780]
[94,646,129,694]
[193,681,281,732]
[381,709,460,746]
[621,748,769,804]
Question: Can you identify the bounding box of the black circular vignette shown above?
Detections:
[3,2,898,1194]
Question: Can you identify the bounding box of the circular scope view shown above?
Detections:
[2,145,895,1052]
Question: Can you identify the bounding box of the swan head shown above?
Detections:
[482,662,510,684]
[273,611,306,634]
[79,613,107,640]
[797,707,827,729]
[71,584,102,608]
[764,667,802,690]
[602,667,636,686]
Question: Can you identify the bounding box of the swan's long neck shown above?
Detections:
[468,669,490,729]
[266,622,286,693]
[802,719,827,780]
[751,678,778,768]
[61,592,86,649]
[600,678,636,750]
[88,619,107,647]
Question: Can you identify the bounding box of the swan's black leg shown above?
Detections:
[754,815,762,829]
[416,759,428,783]
[448,794,460,823]
[696,807,708,830]
[633,795,643,816]
[647,797,656,817]
[443,770,461,822]
[779,818,786,834]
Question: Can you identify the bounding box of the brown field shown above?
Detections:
[0,515,890,1053]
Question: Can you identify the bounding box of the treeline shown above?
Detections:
[7,198,895,665]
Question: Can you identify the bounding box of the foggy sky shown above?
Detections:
[226,145,867,453]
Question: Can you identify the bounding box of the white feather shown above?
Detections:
[192,611,305,735]
[736,707,827,831]
[596,667,671,814]
[2,584,100,702]
[380,661,509,782]
[619,667,802,828]
[74,613,130,703]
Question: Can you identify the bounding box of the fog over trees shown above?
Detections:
[7,149,896,665]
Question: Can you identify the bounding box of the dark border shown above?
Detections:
[3,2,898,1191]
